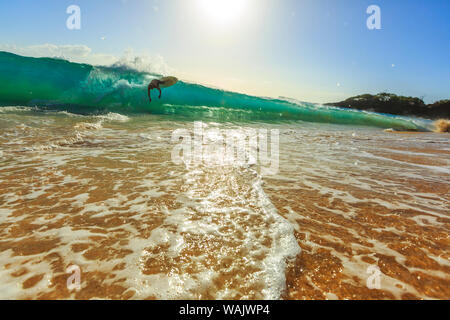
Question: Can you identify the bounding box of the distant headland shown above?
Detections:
[326,93,449,120]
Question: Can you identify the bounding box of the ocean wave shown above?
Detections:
[0,51,432,131]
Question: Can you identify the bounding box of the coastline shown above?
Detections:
[326,93,449,121]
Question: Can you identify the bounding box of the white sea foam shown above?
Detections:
[0,114,448,300]
[0,106,35,113]
[107,165,301,300]
[95,112,130,122]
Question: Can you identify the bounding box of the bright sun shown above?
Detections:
[197,0,249,25]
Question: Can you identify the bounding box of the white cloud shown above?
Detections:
[0,43,174,75]
[0,43,92,60]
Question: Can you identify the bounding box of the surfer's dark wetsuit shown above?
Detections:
[147,79,162,103]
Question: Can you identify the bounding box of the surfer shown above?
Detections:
[147,77,178,103]
[147,79,162,103]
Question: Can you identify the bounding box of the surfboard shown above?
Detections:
[159,76,178,88]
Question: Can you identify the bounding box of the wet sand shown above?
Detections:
[0,111,448,299]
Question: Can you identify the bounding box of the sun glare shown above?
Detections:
[197,0,249,25]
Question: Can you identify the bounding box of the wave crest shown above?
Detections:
[0,51,432,131]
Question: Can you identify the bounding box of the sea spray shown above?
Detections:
[434,119,450,133]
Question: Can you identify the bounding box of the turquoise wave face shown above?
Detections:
[0,51,431,131]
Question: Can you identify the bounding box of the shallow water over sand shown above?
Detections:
[0,108,448,299]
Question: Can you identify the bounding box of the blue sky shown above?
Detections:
[0,0,449,103]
